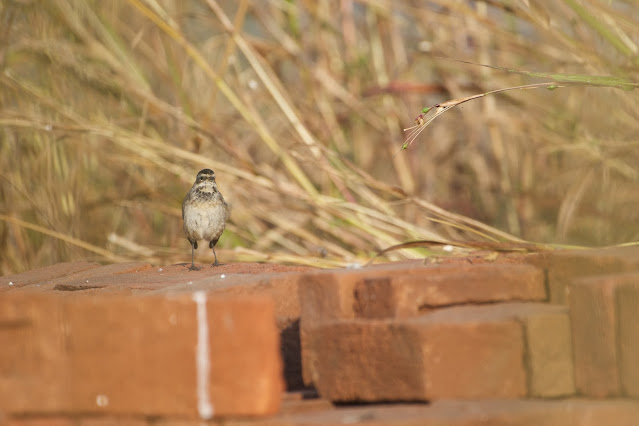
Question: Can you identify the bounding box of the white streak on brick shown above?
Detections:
[193,291,214,420]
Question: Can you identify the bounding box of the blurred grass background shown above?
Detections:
[1,0,638,274]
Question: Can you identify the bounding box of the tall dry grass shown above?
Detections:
[1,0,638,274]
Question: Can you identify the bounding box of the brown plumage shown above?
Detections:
[182,169,229,270]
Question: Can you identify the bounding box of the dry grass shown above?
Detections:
[1,0,639,274]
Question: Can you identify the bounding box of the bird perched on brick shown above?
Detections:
[182,169,229,270]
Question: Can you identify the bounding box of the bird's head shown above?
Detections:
[195,169,216,183]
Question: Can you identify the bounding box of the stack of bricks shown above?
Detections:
[2,246,639,424]
[0,262,289,425]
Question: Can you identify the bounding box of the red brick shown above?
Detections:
[354,263,545,317]
[523,304,574,397]
[311,319,431,401]
[298,262,436,320]
[568,399,639,426]
[421,303,573,400]
[256,399,636,426]
[528,246,639,304]
[615,278,639,397]
[0,262,100,292]
[3,416,148,426]
[416,308,527,400]
[299,263,545,387]
[568,274,627,397]
[298,264,439,386]
[4,418,76,426]
[10,263,153,294]
[202,271,303,319]
[425,251,538,266]
[4,262,309,296]
[74,419,148,426]
[309,304,533,402]
[153,269,307,390]
[6,399,639,426]
[305,302,573,402]
[298,270,360,386]
[4,261,311,390]
[0,292,282,418]
[0,296,69,413]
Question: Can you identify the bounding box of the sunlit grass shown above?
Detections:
[1,0,638,274]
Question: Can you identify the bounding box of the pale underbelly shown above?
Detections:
[183,204,226,242]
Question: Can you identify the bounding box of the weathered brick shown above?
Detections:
[3,261,311,391]
[568,399,639,426]
[298,264,441,386]
[266,400,564,426]
[421,303,573,400]
[311,319,431,401]
[615,277,639,397]
[524,305,574,397]
[299,263,546,387]
[3,416,148,426]
[569,274,627,397]
[355,263,545,317]
[257,399,639,426]
[6,399,639,426]
[151,269,306,390]
[4,418,76,426]
[309,305,532,401]
[528,246,639,304]
[305,302,573,402]
[0,292,282,418]
[9,262,153,294]
[0,261,100,292]
[299,263,430,321]
[0,295,69,413]
[298,269,362,386]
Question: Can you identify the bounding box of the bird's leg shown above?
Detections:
[189,241,200,271]
[212,246,219,266]
[209,239,219,266]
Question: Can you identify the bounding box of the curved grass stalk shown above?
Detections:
[127,0,318,198]
[0,214,127,262]
[398,82,568,154]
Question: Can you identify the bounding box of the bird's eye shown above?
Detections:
[199,176,204,180]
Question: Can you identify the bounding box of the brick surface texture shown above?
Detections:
[617,278,639,397]
[0,289,283,418]
[2,246,639,424]
[569,274,624,397]
[527,246,639,304]
[299,262,546,387]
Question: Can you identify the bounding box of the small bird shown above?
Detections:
[182,169,229,270]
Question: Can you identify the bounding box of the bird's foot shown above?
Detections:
[188,264,201,271]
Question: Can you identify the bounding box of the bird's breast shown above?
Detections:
[182,200,228,242]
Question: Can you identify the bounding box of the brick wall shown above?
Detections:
[2,248,639,424]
